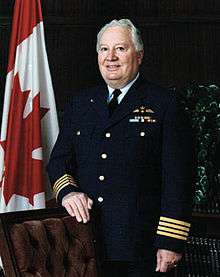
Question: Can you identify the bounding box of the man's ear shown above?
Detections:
[137,50,144,64]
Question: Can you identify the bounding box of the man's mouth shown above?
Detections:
[106,65,120,71]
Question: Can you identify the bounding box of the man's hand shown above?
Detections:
[62,192,93,223]
[156,249,182,272]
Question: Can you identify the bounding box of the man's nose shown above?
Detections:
[107,49,118,61]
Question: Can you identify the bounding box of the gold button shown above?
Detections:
[101,153,107,159]
[105,132,111,138]
[99,175,105,181]
[76,130,80,136]
[140,132,145,137]
[98,197,104,202]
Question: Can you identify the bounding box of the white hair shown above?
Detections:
[96,19,144,53]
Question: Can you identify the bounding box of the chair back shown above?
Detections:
[0,207,98,277]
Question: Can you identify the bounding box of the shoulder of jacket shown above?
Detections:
[141,81,175,105]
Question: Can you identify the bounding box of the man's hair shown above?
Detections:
[96,19,144,53]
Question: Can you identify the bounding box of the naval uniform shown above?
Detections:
[47,76,194,275]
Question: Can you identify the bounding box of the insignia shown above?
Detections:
[133,106,155,114]
[145,108,154,113]
[144,116,156,123]
[130,106,156,123]
[129,118,139,122]
[129,116,157,123]
[140,106,145,113]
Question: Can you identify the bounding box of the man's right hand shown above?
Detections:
[62,192,93,223]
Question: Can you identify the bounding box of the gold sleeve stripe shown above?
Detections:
[54,181,77,194]
[55,185,64,198]
[160,216,191,227]
[54,175,77,189]
[55,184,69,198]
[54,174,75,187]
[53,174,78,198]
[157,230,187,241]
[54,182,77,199]
[157,226,188,236]
[159,221,190,232]
[54,174,74,183]
[55,173,73,181]
[54,179,75,192]
[54,177,74,186]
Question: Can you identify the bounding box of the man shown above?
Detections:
[47,19,193,276]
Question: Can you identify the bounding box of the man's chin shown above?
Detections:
[105,73,121,80]
[105,79,128,89]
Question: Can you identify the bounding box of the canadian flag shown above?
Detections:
[0,0,59,212]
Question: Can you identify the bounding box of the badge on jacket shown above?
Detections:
[129,106,157,123]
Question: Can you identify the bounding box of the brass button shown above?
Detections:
[101,153,107,159]
[98,197,104,202]
[105,132,111,138]
[99,175,105,181]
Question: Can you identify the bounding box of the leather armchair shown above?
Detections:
[0,207,98,277]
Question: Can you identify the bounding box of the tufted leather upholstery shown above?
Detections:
[0,207,98,277]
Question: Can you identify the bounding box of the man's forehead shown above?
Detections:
[100,26,133,44]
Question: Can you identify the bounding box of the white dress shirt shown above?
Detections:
[107,73,139,104]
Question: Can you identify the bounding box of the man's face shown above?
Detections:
[98,26,144,89]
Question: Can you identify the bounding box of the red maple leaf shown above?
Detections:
[0,73,49,205]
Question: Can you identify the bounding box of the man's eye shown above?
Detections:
[100,47,108,52]
[116,47,125,51]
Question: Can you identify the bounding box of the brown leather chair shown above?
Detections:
[0,207,98,277]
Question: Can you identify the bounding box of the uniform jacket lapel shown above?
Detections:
[90,77,151,127]
[107,76,150,128]
[91,84,109,123]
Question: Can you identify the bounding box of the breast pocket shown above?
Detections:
[124,123,161,166]
[74,125,95,166]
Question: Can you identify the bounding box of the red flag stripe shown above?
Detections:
[7,0,43,73]
[0,0,59,211]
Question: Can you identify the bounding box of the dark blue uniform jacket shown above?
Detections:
[47,77,194,261]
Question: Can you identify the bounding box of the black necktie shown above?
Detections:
[108,89,122,117]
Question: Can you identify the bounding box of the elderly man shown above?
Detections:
[47,19,193,276]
